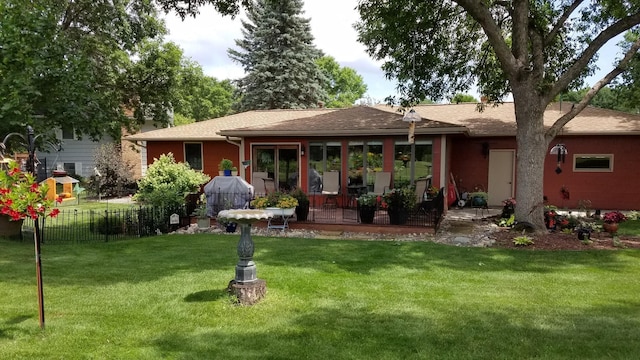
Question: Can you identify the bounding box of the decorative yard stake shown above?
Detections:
[1,126,61,329]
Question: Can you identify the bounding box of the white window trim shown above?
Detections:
[573,154,614,172]
[184,142,203,171]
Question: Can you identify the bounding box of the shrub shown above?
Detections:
[513,234,534,246]
[91,215,124,235]
[133,153,210,209]
[603,211,627,223]
[90,143,136,198]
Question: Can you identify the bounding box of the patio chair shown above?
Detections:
[252,171,268,196]
[369,172,391,196]
[263,178,276,194]
[321,171,340,207]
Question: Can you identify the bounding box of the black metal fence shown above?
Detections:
[13,190,444,245]
[303,191,444,228]
[20,205,190,245]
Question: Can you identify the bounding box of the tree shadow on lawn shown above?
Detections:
[2,236,637,288]
[255,236,638,275]
[184,289,227,303]
[148,301,640,359]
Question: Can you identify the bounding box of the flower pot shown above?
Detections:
[223,169,232,176]
[225,223,237,233]
[0,215,23,238]
[359,205,376,224]
[387,207,409,225]
[197,217,210,229]
[265,207,295,217]
[295,203,309,221]
[603,222,619,235]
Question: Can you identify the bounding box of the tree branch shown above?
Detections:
[548,12,640,101]
[545,0,584,47]
[454,0,518,75]
[546,36,640,140]
[511,0,530,62]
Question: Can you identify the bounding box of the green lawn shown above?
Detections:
[2,235,640,359]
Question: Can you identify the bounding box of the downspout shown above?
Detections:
[440,134,448,213]
[225,136,244,180]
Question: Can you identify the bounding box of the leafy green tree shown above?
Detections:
[356,1,640,230]
[134,153,210,208]
[316,56,367,108]
[0,0,167,140]
[451,93,478,104]
[228,0,327,110]
[174,60,236,122]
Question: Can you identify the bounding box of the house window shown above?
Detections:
[348,141,383,187]
[394,141,433,188]
[62,126,74,140]
[184,143,203,170]
[574,154,613,172]
[309,142,342,192]
[63,163,76,175]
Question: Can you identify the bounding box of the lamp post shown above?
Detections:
[1,125,58,329]
[402,109,422,185]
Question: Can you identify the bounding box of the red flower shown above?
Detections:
[48,208,60,218]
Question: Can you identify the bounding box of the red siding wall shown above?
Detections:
[450,135,640,210]
[146,140,239,180]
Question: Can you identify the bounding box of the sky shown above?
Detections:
[161,1,622,104]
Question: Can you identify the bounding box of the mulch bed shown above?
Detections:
[491,227,640,250]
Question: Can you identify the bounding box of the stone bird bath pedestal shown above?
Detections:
[217,209,273,305]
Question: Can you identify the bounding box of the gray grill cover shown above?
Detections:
[204,176,254,216]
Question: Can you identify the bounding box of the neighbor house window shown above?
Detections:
[184,143,203,170]
[573,154,613,172]
[62,126,74,140]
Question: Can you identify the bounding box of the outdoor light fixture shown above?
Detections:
[241,160,251,169]
[550,143,568,174]
[402,109,422,144]
[300,144,306,156]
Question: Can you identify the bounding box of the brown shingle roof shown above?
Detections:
[125,102,640,141]
[375,102,640,136]
[218,106,467,137]
[123,108,337,141]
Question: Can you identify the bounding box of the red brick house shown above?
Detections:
[125,102,640,211]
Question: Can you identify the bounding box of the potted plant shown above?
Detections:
[426,185,439,199]
[218,158,234,176]
[501,198,516,218]
[191,194,210,229]
[251,192,298,216]
[602,211,627,235]
[382,187,415,225]
[469,191,488,207]
[357,193,378,224]
[290,188,309,221]
[231,166,238,176]
[1,160,61,238]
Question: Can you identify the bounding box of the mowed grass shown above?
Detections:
[1,234,640,359]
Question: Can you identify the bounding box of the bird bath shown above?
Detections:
[217,209,273,305]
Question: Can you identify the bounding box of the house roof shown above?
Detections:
[374,102,640,136]
[124,102,640,142]
[217,106,467,137]
[123,108,337,141]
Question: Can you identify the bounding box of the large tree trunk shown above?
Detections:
[512,89,548,231]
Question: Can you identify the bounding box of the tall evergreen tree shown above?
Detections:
[228,0,327,110]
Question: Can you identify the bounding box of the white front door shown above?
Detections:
[487,150,515,206]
